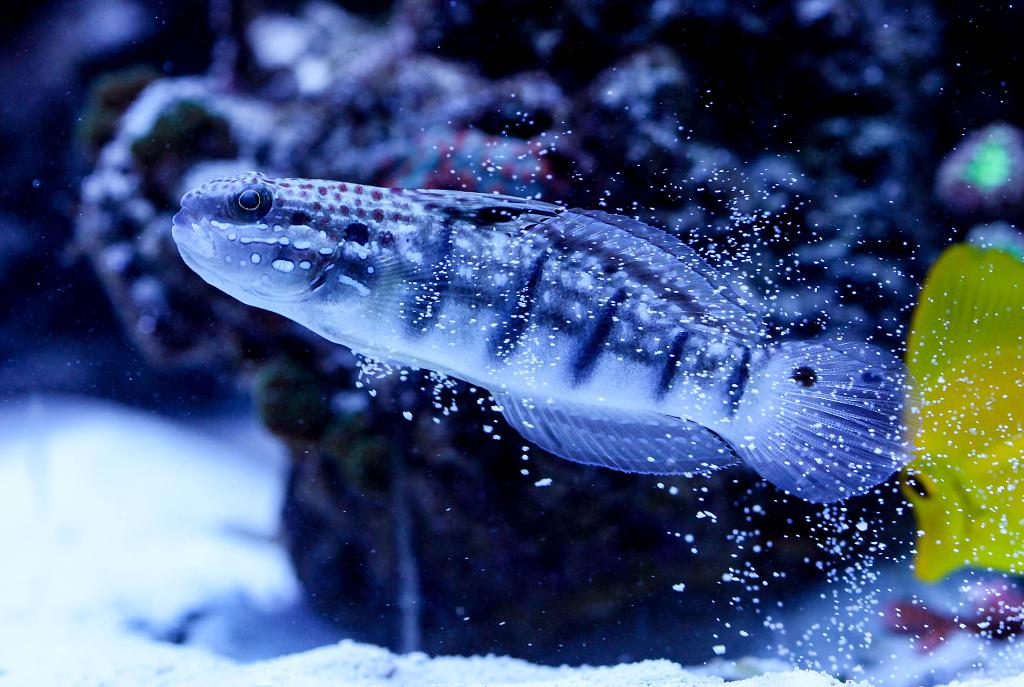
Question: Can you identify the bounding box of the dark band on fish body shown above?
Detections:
[308,264,334,292]
[402,221,456,336]
[571,288,627,386]
[655,330,691,400]
[530,215,708,322]
[343,222,370,245]
[446,204,557,227]
[456,207,710,333]
[489,252,548,360]
[726,346,753,414]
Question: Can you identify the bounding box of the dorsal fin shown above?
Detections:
[528,209,766,343]
[403,188,562,227]
[402,191,765,342]
[908,244,1024,391]
[907,243,1024,464]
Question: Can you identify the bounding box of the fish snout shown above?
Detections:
[179,188,205,210]
[170,206,216,260]
[174,186,208,226]
[172,208,195,228]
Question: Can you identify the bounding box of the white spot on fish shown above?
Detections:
[250,253,261,264]
[272,259,295,273]
[299,261,312,270]
[338,274,370,296]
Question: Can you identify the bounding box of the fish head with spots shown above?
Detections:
[171,172,367,308]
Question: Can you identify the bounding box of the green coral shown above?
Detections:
[130,99,238,171]
[77,66,159,159]
[965,135,1013,191]
[253,358,392,492]
[253,358,332,441]
[321,415,392,494]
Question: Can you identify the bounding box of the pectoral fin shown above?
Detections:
[495,391,739,475]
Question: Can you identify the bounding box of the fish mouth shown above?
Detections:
[171,208,217,261]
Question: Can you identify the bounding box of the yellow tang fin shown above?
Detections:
[907,244,1024,391]
[904,244,1024,581]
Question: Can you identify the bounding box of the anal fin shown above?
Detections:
[495,391,739,475]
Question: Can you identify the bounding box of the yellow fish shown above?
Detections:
[903,243,1024,582]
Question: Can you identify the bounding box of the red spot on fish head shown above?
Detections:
[372,209,385,222]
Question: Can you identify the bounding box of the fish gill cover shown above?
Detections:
[2,0,1023,684]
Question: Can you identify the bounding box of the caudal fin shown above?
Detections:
[728,342,914,503]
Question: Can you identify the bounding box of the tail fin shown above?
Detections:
[727,342,914,503]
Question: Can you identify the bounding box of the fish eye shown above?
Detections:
[904,475,931,499]
[791,366,818,387]
[230,185,272,221]
[238,189,261,211]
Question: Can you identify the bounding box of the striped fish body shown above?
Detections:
[328,192,763,434]
[172,172,913,503]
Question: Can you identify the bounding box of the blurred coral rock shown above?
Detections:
[383,129,569,197]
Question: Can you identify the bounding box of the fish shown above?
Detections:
[171,171,912,503]
[902,242,1024,581]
